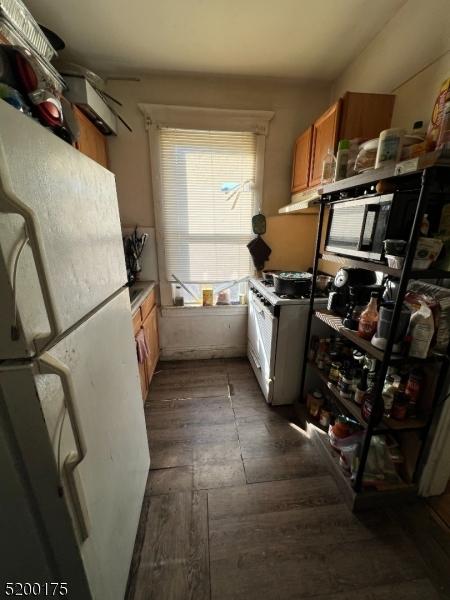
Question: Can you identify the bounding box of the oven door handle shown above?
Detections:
[358,205,379,251]
[249,346,261,370]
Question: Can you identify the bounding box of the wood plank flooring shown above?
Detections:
[127,358,449,600]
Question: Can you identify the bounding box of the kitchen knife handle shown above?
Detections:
[39,353,90,542]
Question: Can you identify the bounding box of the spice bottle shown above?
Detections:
[358,293,379,340]
[382,375,396,418]
[405,368,423,417]
[391,390,408,420]
[361,392,382,425]
[354,368,368,406]
[339,369,353,400]
[329,361,341,385]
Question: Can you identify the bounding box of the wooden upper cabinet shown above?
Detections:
[73,106,108,169]
[339,92,395,141]
[291,126,313,194]
[291,92,395,194]
[309,100,341,188]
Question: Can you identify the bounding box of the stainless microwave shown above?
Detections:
[324,193,416,261]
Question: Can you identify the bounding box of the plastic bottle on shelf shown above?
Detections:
[354,368,368,406]
[408,302,434,359]
[321,148,336,184]
[420,214,430,236]
[358,292,379,340]
[375,128,405,168]
[334,140,350,181]
[382,375,396,418]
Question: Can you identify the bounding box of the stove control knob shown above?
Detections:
[263,299,270,306]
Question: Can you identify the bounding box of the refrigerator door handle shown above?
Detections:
[39,353,90,542]
[0,159,61,349]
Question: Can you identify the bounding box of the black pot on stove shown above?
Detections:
[273,271,312,297]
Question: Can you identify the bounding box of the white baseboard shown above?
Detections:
[160,345,246,361]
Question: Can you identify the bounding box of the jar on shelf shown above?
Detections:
[361,392,383,425]
[308,390,324,418]
[329,361,341,385]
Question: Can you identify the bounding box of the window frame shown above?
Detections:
[140,103,274,306]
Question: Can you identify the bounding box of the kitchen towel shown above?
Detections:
[247,235,271,270]
[136,328,149,364]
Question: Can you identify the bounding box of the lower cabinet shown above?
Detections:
[132,296,160,402]
[143,305,159,384]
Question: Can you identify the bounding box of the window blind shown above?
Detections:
[158,127,257,283]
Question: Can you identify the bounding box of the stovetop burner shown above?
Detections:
[250,277,327,306]
[278,293,309,300]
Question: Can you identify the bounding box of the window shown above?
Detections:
[159,127,256,285]
[140,104,274,306]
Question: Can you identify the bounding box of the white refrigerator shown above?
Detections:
[0,101,150,599]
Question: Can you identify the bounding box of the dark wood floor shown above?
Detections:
[126,358,449,600]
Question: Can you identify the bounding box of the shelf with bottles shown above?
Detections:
[307,335,434,432]
[313,308,385,361]
[311,416,417,510]
[307,360,427,433]
[313,307,447,365]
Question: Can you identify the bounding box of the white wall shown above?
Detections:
[332,0,450,99]
[106,73,330,226]
[391,52,450,129]
[158,306,247,360]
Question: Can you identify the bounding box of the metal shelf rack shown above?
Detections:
[299,164,450,510]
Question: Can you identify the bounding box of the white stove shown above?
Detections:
[247,278,328,405]
[248,277,314,306]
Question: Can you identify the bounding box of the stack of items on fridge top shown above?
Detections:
[321,77,450,186]
[0,0,66,132]
[0,0,125,143]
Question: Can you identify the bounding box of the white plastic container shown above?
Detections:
[409,302,434,358]
[385,255,405,269]
[375,128,405,169]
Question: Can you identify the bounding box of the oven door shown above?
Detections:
[247,290,278,403]
[325,195,393,260]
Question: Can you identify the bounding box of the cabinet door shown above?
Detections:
[339,92,395,141]
[74,106,109,168]
[291,126,313,194]
[143,305,160,385]
[132,310,149,402]
[309,100,341,188]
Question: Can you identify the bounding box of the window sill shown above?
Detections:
[161,304,248,317]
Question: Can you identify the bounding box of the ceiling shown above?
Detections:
[25,0,406,80]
